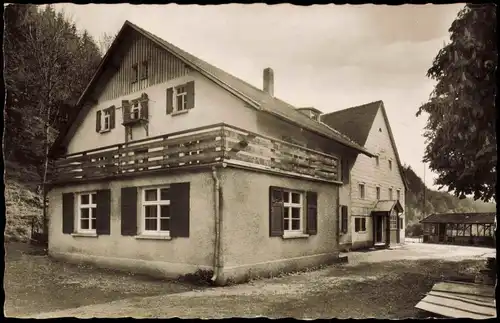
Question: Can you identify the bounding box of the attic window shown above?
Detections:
[132,64,138,83]
[141,61,148,80]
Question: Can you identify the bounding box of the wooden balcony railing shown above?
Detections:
[49,123,341,184]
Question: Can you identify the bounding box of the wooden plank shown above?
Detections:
[416,294,496,318]
[432,282,494,297]
[119,129,222,154]
[428,291,495,306]
[120,151,223,171]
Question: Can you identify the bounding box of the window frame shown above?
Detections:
[140,60,148,80]
[174,84,188,112]
[354,217,367,233]
[282,189,304,234]
[141,186,171,236]
[390,214,397,230]
[101,109,111,131]
[77,192,97,234]
[359,183,365,199]
[131,63,139,83]
[130,101,140,120]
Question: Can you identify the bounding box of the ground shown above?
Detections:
[4,242,494,319]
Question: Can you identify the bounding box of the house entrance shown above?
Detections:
[375,215,384,243]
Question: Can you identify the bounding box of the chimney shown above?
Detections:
[263,67,274,96]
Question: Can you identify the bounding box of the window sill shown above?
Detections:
[134,234,172,240]
[282,233,310,239]
[99,129,111,134]
[71,232,98,238]
[171,109,189,116]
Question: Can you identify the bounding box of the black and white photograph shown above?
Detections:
[3,2,497,319]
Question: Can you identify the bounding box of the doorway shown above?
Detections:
[375,216,383,243]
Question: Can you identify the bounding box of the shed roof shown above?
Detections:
[420,213,496,224]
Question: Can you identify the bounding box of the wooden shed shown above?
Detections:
[420,212,496,247]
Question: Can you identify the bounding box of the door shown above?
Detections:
[375,216,383,243]
[438,223,446,242]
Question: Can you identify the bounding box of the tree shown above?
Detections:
[98,32,117,55]
[4,4,102,234]
[417,3,497,202]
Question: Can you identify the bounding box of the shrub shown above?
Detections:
[406,222,424,237]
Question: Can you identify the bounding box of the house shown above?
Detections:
[321,101,408,250]
[47,20,375,285]
[420,212,496,247]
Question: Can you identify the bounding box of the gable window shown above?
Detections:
[78,192,97,233]
[131,101,140,120]
[389,188,393,200]
[175,85,188,112]
[141,60,148,80]
[96,106,115,133]
[397,189,401,201]
[359,184,365,199]
[355,217,366,232]
[132,64,139,83]
[376,187,381,200]
[388,159,393,171]
[375,155,380,166]
[102,109,111,131]
[142,187,171,235]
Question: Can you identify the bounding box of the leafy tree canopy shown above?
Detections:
[417,3,497,202]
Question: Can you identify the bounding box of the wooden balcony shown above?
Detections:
[49,123,341,185]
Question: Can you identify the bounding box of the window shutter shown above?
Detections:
[186,81,195,110]
[166,88,173,114]
[122,100,131,124]
[170,182,190,237]
[96,110,102,132]
[269,186,284,236]
[355,218,360,232]
[96,189,111,235]
[341,205,348,233]
[121,187,137,236]
[110,106,116,129]
[306,191,317,235]
[140,93,149,120]
[62,193,74,234]
[362,219,366,231]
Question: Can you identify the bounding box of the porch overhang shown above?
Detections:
[371,200,404,214]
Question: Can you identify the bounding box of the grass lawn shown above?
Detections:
[3,242,202,317]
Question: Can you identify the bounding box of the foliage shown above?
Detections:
[402,164,496,226]
[405,223,423,238]
[417,3,497,202]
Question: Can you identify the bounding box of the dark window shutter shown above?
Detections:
[122,100,131,123]
[62,193,74,234]
[355,218,360,232]
[362,218,366,231]
[121,187,137,236]
[166,88,173,114]
[96,189,111,235]
[96,110,102,132]
[140,93,149,120]
[341,205,348,233]
[110,106,116,129]
[170,182,190,237]
[306,191,318,235]
[269,186,284,236]
[186,81,195,110]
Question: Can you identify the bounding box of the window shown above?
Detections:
[131,101,140,120]
[359,184,365,199]
[78,192,97,233]
[376,187,380,200]
[142,187,171,235]
[141,61,148,80]
[375,155,380,166]
[397,189,401,201]
[283,190,303,233]
[132,64,138,83]
[390,215,397,230]
[389,188,393,200]
[388,159,392,170]
[355,217,366,232]
[175,85,188,112]
[102,109,111,131]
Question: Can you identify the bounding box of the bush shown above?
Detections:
[406,222,424,237]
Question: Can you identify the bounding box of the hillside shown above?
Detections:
[402,164,496,226]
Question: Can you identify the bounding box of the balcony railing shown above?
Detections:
[49,123,341,184]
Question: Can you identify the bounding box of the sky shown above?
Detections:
[53,3,465,190]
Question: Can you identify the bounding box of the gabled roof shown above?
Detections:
[50,20,373,158]
[321,101,381,146]
[372,200,404,213]
[321,100,409,191]
[420,212,496,224]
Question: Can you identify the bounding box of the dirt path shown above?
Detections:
[28,243,493,319]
